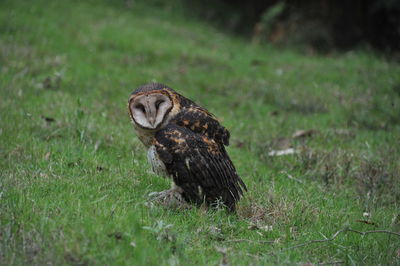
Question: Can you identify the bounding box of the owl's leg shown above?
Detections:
[148,183,190,209]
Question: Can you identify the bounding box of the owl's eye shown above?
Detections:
[155,100,164,108]
[135,104,145,113]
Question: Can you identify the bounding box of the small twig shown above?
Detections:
[227,228,399,249]
[226,239,275,244]
[282,229,346,251]
[281,227,400,252]
[281,171,304,184]
[346,228,400,237]
[355,219,376,226]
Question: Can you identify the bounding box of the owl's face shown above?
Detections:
[128,91,173,130]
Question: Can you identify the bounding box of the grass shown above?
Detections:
[1,0,400,265]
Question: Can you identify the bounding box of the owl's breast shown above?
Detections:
[147,145,169,177]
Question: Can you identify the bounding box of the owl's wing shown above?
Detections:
[154,124,246,211]
[172,106,230,146]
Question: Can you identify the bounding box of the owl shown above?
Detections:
[128,83,247,211]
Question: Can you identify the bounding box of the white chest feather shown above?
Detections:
[147,145,168,177]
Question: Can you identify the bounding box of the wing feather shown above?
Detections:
[172,106,230,146]
[154,125,246,210]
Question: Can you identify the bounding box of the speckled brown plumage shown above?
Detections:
[128,83,247,211]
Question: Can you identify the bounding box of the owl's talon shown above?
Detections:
[147,189,189,210]
[148,191,162,199]
[147,189,173,201]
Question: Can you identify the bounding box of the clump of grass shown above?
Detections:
[238,194,294,226]
[345,85,400,130]
[238,188,320,230]
[356,158,400,207]
[143,220,176,243]
[297,148,353,187]
[294,148,399,207]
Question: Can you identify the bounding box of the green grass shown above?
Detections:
[1,0,400,265]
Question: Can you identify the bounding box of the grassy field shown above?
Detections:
[1,0,400,265]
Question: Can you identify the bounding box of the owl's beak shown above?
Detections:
[148,116,156,127]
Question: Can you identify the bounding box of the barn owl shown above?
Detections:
[128,83,246,211]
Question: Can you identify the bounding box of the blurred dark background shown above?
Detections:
[160,0,400,54]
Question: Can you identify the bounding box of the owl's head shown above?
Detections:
[128,83,174,130]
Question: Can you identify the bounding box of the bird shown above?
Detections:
[128,83,247,211]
